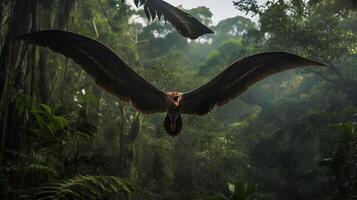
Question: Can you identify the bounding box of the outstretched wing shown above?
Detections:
[17,30,167,114]
[181,52,324,115]
[133,0,213,39]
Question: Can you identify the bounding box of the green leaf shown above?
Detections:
[36,175,134,200]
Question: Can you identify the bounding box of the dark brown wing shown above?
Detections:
[16,30,166,114]
[181,52,324,115]
[134,0,213,39]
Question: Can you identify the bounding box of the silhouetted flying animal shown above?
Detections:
[17,30,324,136]
[128,0,213,39]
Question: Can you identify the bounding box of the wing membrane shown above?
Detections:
[17,30,167,113]
[181,52,324,115]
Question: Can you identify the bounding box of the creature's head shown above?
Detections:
[164,92,183,136]
[166,92,182,108]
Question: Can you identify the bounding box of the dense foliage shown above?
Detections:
[0,0,356,199]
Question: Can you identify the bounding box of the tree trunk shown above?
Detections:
[0,0,34,162]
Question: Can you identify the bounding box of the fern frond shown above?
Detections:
[25,164,58,177]
[35,175,134,200]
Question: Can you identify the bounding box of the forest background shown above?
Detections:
[0,0,356,199]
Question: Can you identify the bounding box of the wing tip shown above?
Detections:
[14,33,31,41]
[188,30,214,39]
[264,51,326,67]
[14,30,51,42]
[310,60,325,67]
[206,29,214,34]
[14,29,68,42]
[298,56,325,67]
[189,22,214,39]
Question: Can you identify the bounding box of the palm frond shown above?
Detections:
[35,175,134,200]
[24,164,58,177]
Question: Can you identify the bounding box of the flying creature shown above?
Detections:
[17,30,324,136]
[128,0,214,39]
